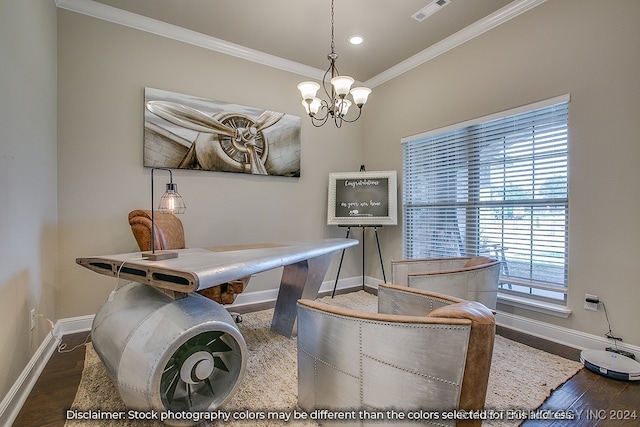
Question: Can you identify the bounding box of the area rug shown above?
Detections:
[65,291,582,427]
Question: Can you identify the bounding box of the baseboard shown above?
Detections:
[55,314,95,336]
[0,331,59,427]
[229,275,366,309]
[495,311,640,359]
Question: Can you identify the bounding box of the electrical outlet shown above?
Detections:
[30,309,36,330]
[584,294,598,311]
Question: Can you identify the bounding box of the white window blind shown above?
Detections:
[402,96,569,303]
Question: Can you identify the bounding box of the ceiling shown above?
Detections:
[62,0,537,85]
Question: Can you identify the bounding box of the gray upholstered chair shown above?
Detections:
[297,283,495,427]
[391,256,501,309]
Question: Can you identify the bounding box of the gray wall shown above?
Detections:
[0,0,58,403]
[362,0,640,345]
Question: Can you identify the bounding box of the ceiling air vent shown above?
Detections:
[411,0,451,22]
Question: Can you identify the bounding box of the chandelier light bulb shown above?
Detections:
[350,87,371,107]
[309,98,322,116]
[301,98,322,117]
[330,76,355,98]
[301,100,311,116]
[335,98,352,117]
[297,81,320,101]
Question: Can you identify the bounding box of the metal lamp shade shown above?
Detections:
[159,182,186,214]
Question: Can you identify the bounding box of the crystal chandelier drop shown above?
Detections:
[297,0,371,128]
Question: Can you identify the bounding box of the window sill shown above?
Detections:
[497,293,572,318]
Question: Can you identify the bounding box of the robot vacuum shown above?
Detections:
[580,349,640,381]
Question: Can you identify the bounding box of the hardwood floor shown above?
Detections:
[13,333,89,427]
[12,318,640,427]
[498,327,640,427]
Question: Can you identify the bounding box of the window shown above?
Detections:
[401,95,569,303]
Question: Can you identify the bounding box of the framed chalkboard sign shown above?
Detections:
[327,170,398,226]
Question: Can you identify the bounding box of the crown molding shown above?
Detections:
[54,0,326,80]
[55,0,546,88]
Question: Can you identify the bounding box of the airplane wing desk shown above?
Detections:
[76,238,358,336]
[75,238,358,423]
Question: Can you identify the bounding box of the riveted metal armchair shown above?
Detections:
[391,256,501,309]
[297,283,495,427]
[128,209,247,304]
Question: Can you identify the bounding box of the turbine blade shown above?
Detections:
[162,359,177,374]
[204,378,215,395]
[203,331,224,347]
[162,370,180,404]
[209,338,232,353]
[213,356,229,372]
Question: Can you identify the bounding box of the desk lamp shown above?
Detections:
[142,167,186,261]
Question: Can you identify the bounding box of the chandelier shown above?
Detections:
[297,0,371,128]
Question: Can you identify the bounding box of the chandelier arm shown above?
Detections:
[311,110,330,127]
[337,107,364,124]
[309,100,331,125]
[312,115,330,127]
[321,67,334,104]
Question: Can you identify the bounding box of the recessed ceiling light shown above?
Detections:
[349,35,364,45]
